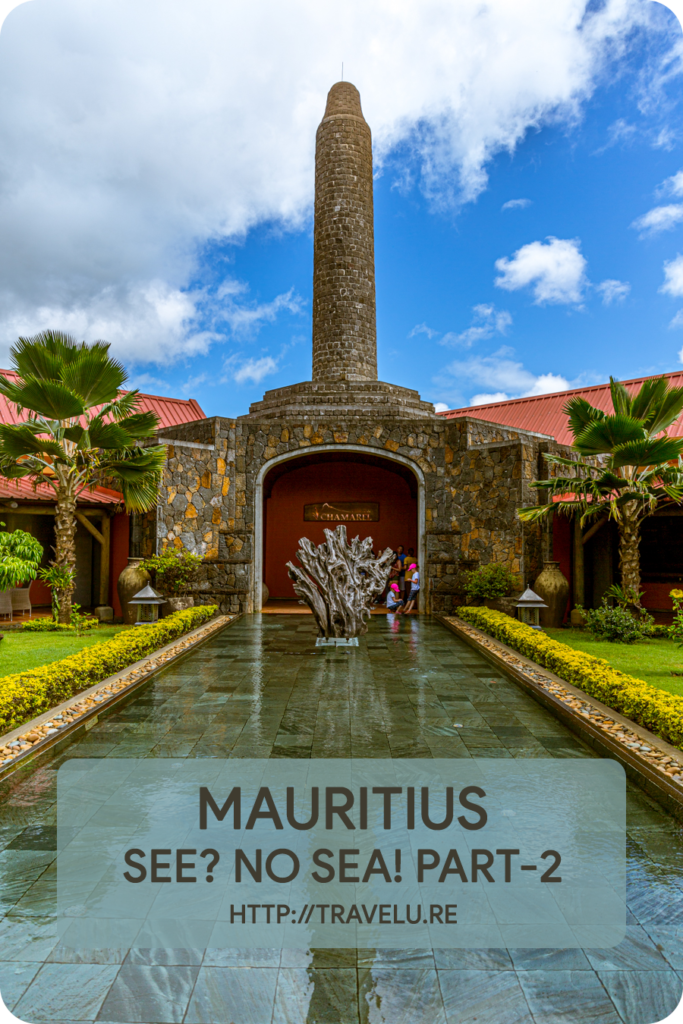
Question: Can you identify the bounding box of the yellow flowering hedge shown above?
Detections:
[0,605,218,736]
[456,606,683,750]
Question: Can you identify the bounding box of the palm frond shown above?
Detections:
[117,411,160,439]
[644,384,683,436]
[573,414,644,455]
[60,344,126,407]
[97,391,141,422]
[86,418,138,450]
[610,436,683,469]
[0,376,84,420]
[0,424,65,460]
[609,377,632,417]
[628,375,667,425]
[563,396,604,439]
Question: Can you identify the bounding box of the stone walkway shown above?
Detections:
[0,613,681,1023]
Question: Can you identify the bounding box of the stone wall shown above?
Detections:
[155,412,568,616]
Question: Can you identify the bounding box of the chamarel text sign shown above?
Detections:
[56,759,625,950]
[303,502,379,522]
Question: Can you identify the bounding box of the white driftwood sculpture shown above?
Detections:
[287,525,394,638]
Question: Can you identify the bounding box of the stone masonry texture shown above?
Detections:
[312,82,377,383]
[150,414,565,617]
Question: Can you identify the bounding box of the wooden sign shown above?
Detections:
[304,502,379,523]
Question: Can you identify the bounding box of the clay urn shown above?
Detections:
[533,561,570,628]
[117,557,151,625]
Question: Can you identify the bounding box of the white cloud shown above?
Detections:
[631,203,683,237]
[408,323,439,339]
[599,118,637,150]
[0,0,661,364]
[441,304,512,347]
[661,254,683,298]
[670,309,683,329]
[433,402,450,413]
[501,198,531,211]
[653,126,677,150]
[470,391,512,406]
[434,345,571,408]
[656,168,683,198]
[494,237,587,304]
[596,279,630,304]
[215,285,303,336]
[230,356,280,385]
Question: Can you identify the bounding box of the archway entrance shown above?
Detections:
[261,450,419,603]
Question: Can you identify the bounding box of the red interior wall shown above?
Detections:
[110,512,130,616]
[264,461,417,599]
[552,514,572,622]
[29,578,52,607]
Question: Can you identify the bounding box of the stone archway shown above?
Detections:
[253,444,427,613]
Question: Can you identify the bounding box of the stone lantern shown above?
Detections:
[128,584,166,626]
[515,588,547,630]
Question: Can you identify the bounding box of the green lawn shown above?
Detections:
[545,628,683,698]
[0,625,129,678]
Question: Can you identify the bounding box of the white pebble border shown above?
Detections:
[0,614,233,770]
[446,616,683,789]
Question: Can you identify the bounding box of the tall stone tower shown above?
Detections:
[312,82,377,382]
[246,80,435,420]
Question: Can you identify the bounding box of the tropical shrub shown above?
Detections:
[456,606,683,749]
[669,589,683,646]
[141,550,202,596]
[37,565,76,622]
[583,602,648,644]
[464,563,518,602]
[0,605,218,735]
[0,526,43,590]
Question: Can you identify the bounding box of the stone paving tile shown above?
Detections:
[517,969,621,1023]
[96,964,199,1023]
[15,963,119,1021]
[439,968,532,1024]
[0,959,41,1011]
[598,969,683,1023]
[359,966,446,1024]
[273,967,358,1024]
[0,613,682,1023]
[185,965,278,1024]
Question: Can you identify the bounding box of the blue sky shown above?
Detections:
[0,0,682,417]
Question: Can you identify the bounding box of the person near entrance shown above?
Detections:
[386,583,405,613]
[395,545,406,593]
[401,564,420,614]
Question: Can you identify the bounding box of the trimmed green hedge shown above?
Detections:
[456,606,683,750]
[0,605,218,736]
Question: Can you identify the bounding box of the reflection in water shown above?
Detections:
[0,613,681,1023]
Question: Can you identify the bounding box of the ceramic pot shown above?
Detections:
[117,558,151,625]
[534,561,570,628]
[261,583,270,606]
[162,595,194,617]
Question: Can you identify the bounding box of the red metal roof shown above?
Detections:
[0,477,122,506]
[438,372,683,446]
[0,370,205,507]
[0,370,205,430]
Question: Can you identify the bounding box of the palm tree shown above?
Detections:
[0,330,167,622]
[519,376,683,610]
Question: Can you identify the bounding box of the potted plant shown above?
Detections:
[463,563,521,615]
[140,550,202,614]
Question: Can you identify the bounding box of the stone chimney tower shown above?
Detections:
[312,82,377,383]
